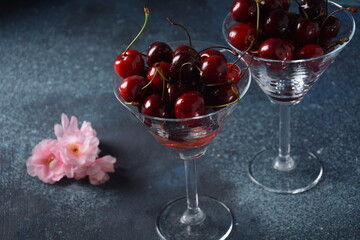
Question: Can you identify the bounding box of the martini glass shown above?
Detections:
[223,1,356,194]
[113,41,251,239]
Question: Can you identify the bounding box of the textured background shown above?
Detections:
[0,0,359,239]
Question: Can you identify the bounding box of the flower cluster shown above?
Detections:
[26,113,116,185]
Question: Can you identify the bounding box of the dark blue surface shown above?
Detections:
[0,0,359,239]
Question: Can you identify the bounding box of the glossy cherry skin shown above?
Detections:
[146,62,171,93]
[296,44,324,59]
[300,0,326,19]
[170,51,201,84]
[174,91,205,119]
[319,16,341,40]
[258,38,295,60]
[230,0,257,23]
[226,63,242,84]
[203,83,239,107]
[118,75,149,104]
[228,24,256,51]
[114,49,145,78]
[165,83,196,107]
[258,38,295,70]
[173,45,198,57]
[296,43,327,72]
[264,9,290,37]
[146,42,173,67]
[296,44,324,72]
[260,0,291,13]
[296,18,320,44]
[201,55,228,84]
[200,49,227,63]
[141,94,170,118]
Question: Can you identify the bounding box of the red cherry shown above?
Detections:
[174,91,205,119]
[319,16,341,41]
[118,75,149,104]
[299,0,326,19]
[226,63,242,84]
[286,11,301,40]
[260,0,291,13]
[201,55,228,84]
[141,94,170,118]
[228,24,256,51]
[203,83,239,107]
[170,51,201,84]
[296,44,324,72]
[114,49,145,78]
[264,9,290,37]
[173,45,197,57]
[258,38,295,61]
[230,0,257,23]
[146,42,173,67]
[258,38,295,70]
[296,18,320,44]
[165,83,196,107]
[200,49,227,63]
[146,62,171,93]
[296,44,324,59]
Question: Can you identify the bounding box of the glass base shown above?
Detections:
[248,148,323,194]
[156,196,233,240]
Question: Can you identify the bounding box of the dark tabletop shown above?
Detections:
[1,0,359,239]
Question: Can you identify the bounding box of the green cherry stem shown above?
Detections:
[123,7,150,54]
[296,0,309,19]
[205,96,239,109]
[205,85,240,109]
[156,67,171,101]
[178,62,201,86]
[255,0,261,41]
[230,36,255,69]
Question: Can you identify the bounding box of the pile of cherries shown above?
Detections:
[227,0,356,63]
[114,9,244,119]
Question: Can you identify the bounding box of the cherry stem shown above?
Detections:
[124,101,140,106]
[200,46,238,56]
[157,67,170,82]
[255,0,261,41]
[297,0,309,19]
[313,11,326,20]
[230,37,255,69]
[142,65,170,90]
[205,88,240,109]
[322,37,349,51]
[321,7,358,30]
[178,62,201,85]
[167,17,192,49]
[294,0,302,6]
[123,7,150,54]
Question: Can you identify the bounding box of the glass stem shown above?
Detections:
[180,160,205,225]
[274,105,295,171]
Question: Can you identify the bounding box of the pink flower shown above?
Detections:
[27,113,116,185]
[26,139,66,184]
[87,156,116,185]
[55,114,100,171]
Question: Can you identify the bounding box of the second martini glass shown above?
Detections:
[223,1,356,194]
[114,41,251,239]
